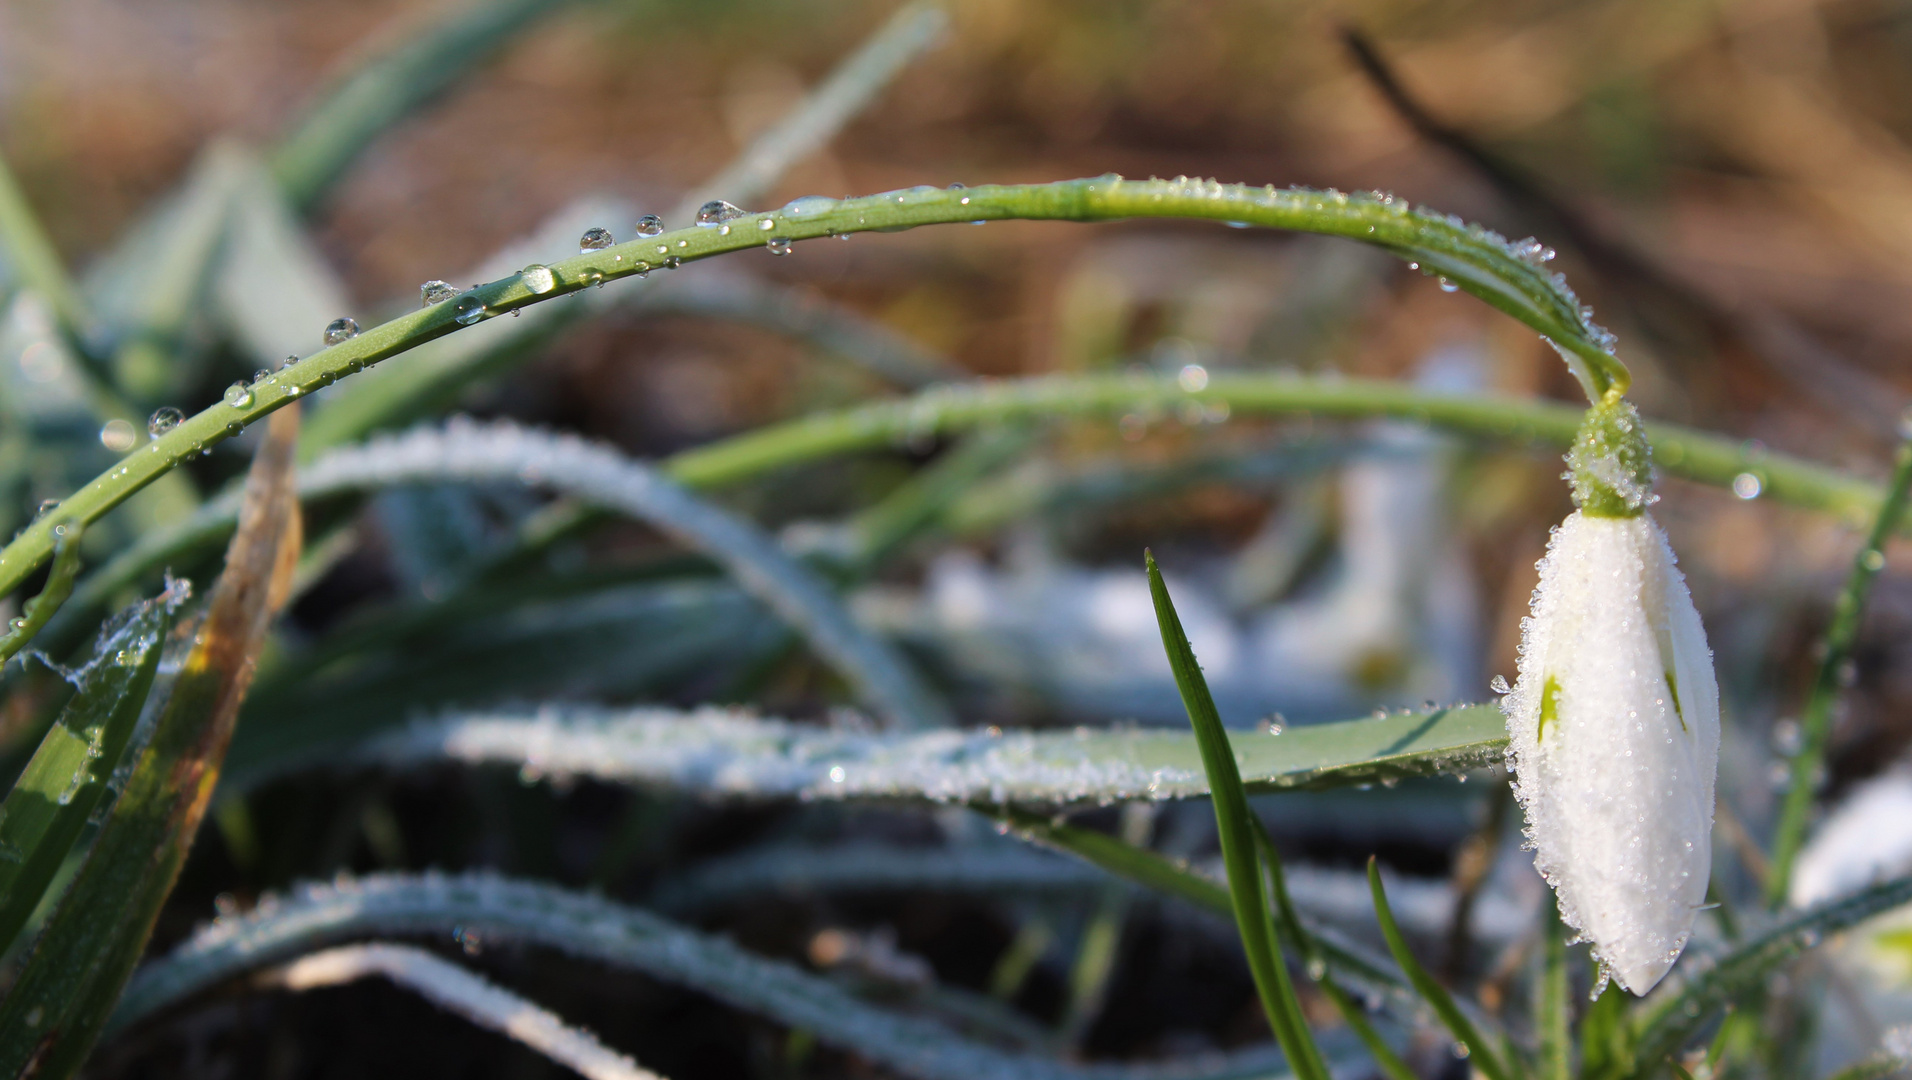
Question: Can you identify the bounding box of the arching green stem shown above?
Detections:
[0,174,1635,601]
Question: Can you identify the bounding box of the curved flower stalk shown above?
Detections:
[1502,393,1720,995]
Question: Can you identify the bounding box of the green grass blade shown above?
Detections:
[1632,872,1912,1067]
[0,521,84,666]
[0,588,175,951]
[1147,551,1329,1080]
[270,0,577,211]
[1823,1053,1912,1080]
[1367,857,1514,1080]
[667,1,948,222]
[63,372,1885,638]
[1768,433,1912,907]
[1253,824,1417,1080]
[845,427,1037,567]
[1537,907,1570,1080]
[0,150,92,343]
[0,409,300,1079]
[111,872,1316,1080]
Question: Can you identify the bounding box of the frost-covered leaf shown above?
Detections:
[280,700,1505,807]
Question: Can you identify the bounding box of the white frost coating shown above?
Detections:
[1790,768,1912,909]
[298,419,949,729]
[275,944,662,1080]
[360,705,1200,807]
[1504,511,1719,995]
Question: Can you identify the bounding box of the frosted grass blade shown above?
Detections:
[263,700,1506,802]
[112,871,1306,1080]
[297,420,948,728]
[0,587,176,952]
[270,943,662,1080]
[0,407,301,1079]
[1632,872,1912,1067]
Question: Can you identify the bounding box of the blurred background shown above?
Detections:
[6,0,1912,1076]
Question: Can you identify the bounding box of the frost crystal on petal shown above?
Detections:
[1503,511,1719,994]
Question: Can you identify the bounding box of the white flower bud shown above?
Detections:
[1504,399,1719,996]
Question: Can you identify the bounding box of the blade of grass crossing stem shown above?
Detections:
[1537,906,1570,1080]
[1252,824,1416,1080]
[0,406,301,1079]
[0,521,84,666]
[0,590,176,952]
[1366,857,1513,1080]
[270,0,576,211]
[1768,432,1912,907]
[1145,551,1329,1080]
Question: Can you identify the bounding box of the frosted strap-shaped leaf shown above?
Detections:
[306,701,1506,807]
[115,871,1313,1080]
[292,420,948,729]
[273,943,662,1080]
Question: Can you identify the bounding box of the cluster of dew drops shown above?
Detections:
[128,194,850,459]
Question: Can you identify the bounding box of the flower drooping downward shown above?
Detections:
[1504,394,1720,995]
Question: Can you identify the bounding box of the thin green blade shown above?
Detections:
[0,588,177,953]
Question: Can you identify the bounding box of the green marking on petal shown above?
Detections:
[1538,674,1561,742]
[1665,667,1688,733]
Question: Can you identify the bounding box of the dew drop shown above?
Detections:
[223,382,253,408]
[1731,472,1763,500]
[420,280,458,306]
[696,200,746,227]
[453,296,488,326]
[282,354,300,370]
[634,214,665,237]
[322,317,360,346]
[251,369,273,386]
[782,195,837,215]
[1177,363,1208,392]
[766,237,793,257]
[99,418,137,452]
[664,256,682,270]
[579,226,614,252]
[148,407,185,437]
[1438,277,1459,292]
[1862,548,1886,572]
[520,264,556,294]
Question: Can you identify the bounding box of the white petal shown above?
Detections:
[1505,512,1719,994]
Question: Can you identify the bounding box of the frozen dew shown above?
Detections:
[99,418,137,452]
[696,200,746,227]
[1771,718,1802,757]
[148,406,185,437]
[1731,472,1763,500]
[223,382,254,409]
[322,317,360,346]
[519,264,557,295]
[420,280,459,306]
[578,226,615,252]
[1490,674,1511,695]
[634,214,665,237]
[765,237,793,257]
[453,296,488,326]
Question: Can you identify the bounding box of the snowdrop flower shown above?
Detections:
[1503,395,1720,995]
